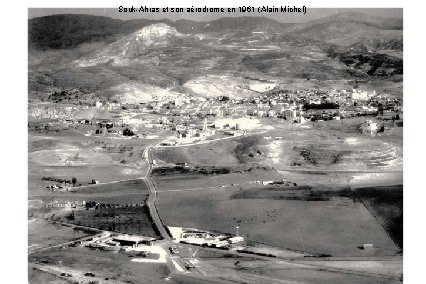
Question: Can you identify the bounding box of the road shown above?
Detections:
[142,145,171,240]
[141,146,209,276]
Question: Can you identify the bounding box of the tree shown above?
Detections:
[72,177,77,186]
[123,128,135,136]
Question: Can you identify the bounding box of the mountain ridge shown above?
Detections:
[29,12,402,50]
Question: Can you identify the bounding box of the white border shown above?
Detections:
[1,1,424,283]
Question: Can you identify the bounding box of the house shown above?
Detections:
[363,244,374,250]
[176,125,187,131]
[351,90,368,100]
[160,141,176,146]
[228,236,244,244]
[366,120,378,134]
[45,200,86,209]
[176,162,189,169]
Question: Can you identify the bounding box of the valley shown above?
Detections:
[28,10,403,284]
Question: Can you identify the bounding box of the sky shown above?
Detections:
[28,8,402,23]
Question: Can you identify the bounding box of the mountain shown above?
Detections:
[198,16,294,33]
[306,11,402,30]
[28,12,403,99]
[29,14,126,50]
[350,38,403,52]
[28,15,295,50]
[287,12,402,47]
[74,24,182,67]
[29,13,402,51]
[29,14,181,50]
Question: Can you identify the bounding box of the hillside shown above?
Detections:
[28,15,293,50]
[28,12,403,99]
[29,14,127,50]
[288,12,402,48]
[74,24,182,67]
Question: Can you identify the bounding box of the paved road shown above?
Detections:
[143,146,171,240]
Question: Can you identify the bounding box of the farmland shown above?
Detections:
[57,204,160,237]
[29,133,151,197]
[156,184,399,256]
[28,218,95,252]
[29,246,170,284]
[153,122,403,174]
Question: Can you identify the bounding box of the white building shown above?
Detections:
[352,90,368,100]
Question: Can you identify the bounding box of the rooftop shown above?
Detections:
[113,235,156,242]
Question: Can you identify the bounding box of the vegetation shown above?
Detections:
[60,204,160,237]
[29,14,126,49]
[355,185,403,249]
[122,128,135,136]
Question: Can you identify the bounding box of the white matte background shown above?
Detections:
[0,0,422,282]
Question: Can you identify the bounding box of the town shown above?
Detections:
[29,87,402,145]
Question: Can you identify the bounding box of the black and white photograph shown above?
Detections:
[20,3,409,283]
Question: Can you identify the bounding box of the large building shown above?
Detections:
[351,90,369,100]
[112,235,156,247]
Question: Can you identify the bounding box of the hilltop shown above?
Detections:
[74,24,182,67]
[28,12,403,99]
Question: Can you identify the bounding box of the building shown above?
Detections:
[215,109,224,117]
[363,244,374,250]
[160,141,176,146]
[112,235,156,247]
[351,90,368,100]
[228,236,244,244]
[45,200,86,209]
[366,120,378,134]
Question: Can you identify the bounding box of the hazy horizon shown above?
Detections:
[28,8,402,23]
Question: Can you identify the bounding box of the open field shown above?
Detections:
[57,205,160,237]
[29,246,170,284]
[154,123,402,174]
[28,267,70,284]
[355,185,403,248]
[29,133,151,197]
[28,218,95,252]
[168,245,402,283]
[156,185,399,256]
[154,136,243,167]
[199,258,402,284]
[153,168,283,191]
[29,179,149,204]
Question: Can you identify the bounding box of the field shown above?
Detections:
[29,246,170,284]
[199,258,402,284]
[154,168,283,191]
[29,132,151,198]
[154,136,244,167]
[152,122,402,256]
[154,123,403,174]
[29,179,149,205]
[28,267,69,284]
[57,205,160,237]
[28,218,95,252]
[166,244,402,284]
[156,185,399,256]
[355,185,403,248]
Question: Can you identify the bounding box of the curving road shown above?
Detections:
[143,145,171,240]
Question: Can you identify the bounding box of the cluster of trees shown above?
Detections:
[41,176,78,186]
[122,128,135,136]
[84,201,146,210]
